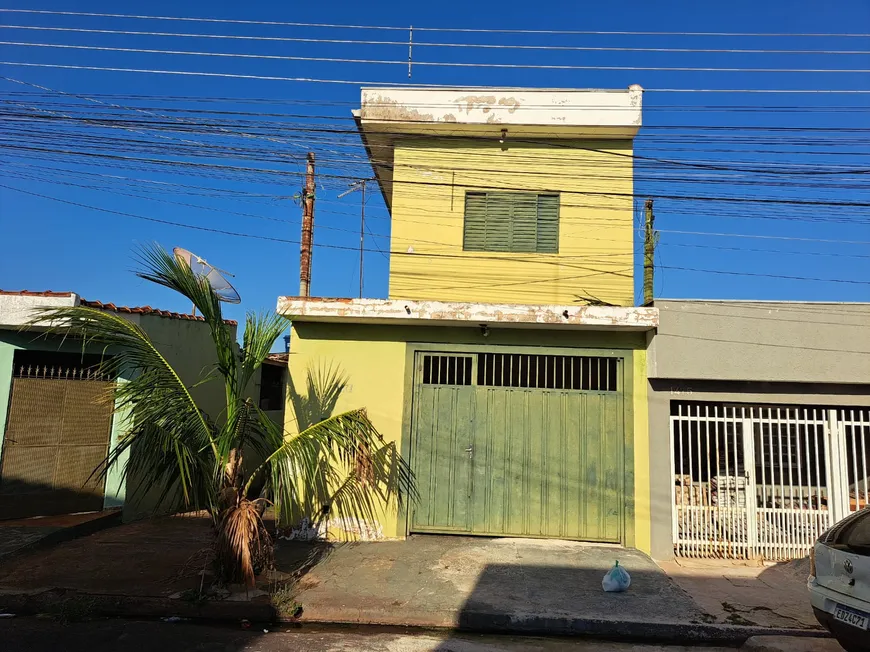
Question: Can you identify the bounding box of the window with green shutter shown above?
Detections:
[463,191,560,254]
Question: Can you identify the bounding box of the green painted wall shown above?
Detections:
[0,341,16,471]
[287,321,651,552]
[119,315,236,521]
[103,379,131,510]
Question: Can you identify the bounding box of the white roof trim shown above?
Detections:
[0,292,79,328]
[277,297,658,331]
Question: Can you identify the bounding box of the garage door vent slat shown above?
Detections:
[421,354,474,386]
[477,353,617,391]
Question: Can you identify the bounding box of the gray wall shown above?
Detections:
[648,300,870,385]
[646,300,870,560]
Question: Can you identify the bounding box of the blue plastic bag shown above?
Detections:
[602,560,631,592]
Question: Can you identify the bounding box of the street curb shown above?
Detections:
[297,607,829,646]
[0,589,276,622]
[0,588,829,646]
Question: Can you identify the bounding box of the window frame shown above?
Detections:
[462,190,560,254]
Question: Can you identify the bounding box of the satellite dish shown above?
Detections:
[173,247,242,304]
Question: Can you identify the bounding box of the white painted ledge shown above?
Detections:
[277,297,658,331]
[0,292,79,328]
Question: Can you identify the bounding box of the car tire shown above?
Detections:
[838,638,870,652]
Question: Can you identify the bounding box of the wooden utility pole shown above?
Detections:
[299,152,316,297]
[643,198,657,306]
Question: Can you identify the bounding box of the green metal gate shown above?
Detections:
[410,349,625,542]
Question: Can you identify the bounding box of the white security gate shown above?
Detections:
[671,402,870,561]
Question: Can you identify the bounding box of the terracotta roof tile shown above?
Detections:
[80,299,238,326]
[0,290,238,326]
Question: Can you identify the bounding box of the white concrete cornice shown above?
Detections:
[0,292,79,329]
[359,86,643,133]
[277,297,658,331]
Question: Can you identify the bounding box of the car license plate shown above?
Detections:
[834,605,869,630]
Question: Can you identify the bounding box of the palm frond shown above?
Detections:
[111,419,217,513]
[135,244,238,388]
[256,408,415,531]
[237,311,287,397]
[28,243,415,580]
[215,497,271,587]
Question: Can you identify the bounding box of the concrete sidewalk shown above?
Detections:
[0,510,120,561]
[278,535,824,643]
[657,557,817,630]
[287,536,708,628]
[0,518,827,645]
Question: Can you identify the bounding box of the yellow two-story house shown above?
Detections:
[278,86,658,553]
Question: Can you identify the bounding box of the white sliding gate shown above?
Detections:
[671,401,870,561]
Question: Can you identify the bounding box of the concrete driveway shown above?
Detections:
[282,535,709,632]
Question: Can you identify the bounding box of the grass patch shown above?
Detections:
[270,584,303,619]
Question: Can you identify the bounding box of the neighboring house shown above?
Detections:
[260,352,288,426]
[0,290,236,521]
[279,86,660,552]
[647,299,870,561]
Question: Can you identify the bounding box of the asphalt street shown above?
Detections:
[0,617,742,652]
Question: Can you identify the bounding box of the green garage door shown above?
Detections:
[410,350,625,542]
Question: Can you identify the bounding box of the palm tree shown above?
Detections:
[35,245,413,587]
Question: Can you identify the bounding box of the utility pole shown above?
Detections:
[338,178,370,298]
[299,152,316,297]
[643,198,657,306]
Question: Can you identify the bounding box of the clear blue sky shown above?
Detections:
[1,0,869,331]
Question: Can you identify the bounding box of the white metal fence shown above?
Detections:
[671,401,870,561]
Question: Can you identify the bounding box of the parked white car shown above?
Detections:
[809,507,870,652]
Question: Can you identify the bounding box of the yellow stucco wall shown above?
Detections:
[633,347,651,555]
[285,325,408,538]
[285,323,651,551]
[388,138,635,306]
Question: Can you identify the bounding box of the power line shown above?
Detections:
[9,106,870,176]
[4,183,869,287]
[7,41,870,73]
[9,95,870,128]
[6,145,865,228]
[7,142,870,209]
[3,9,869,37]
[7,90,870,115]
[0,182,308,244]
[11,159,868,253]
[4,60,870,94]
[4,24,870,55]
[0,183,632,273]
[661,265,870,286]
